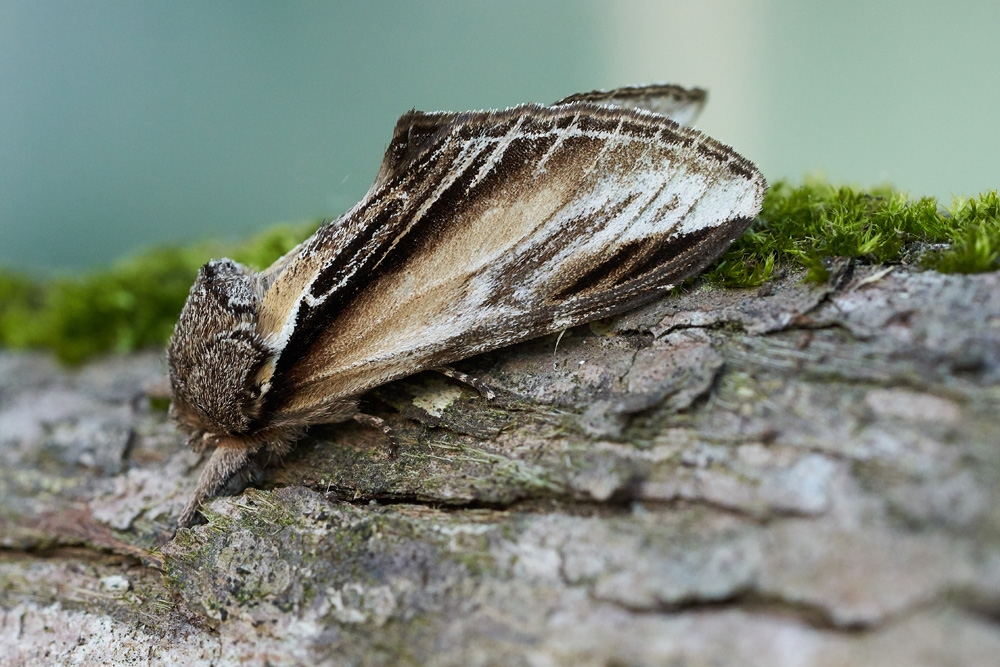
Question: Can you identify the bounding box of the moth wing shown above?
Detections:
[373,84,707,193]
[554,84,707,127]
[259,102,765,423]
[371,110,462,191]
[375,83,708,196]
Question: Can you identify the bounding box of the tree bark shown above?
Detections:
[2,265,999,666]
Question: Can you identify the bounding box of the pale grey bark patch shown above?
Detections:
[2,266,999,665]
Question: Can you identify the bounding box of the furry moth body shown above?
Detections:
[168,84,767,527]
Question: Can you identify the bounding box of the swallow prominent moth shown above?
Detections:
[167,84,767,526]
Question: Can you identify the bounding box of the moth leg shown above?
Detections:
[177,445,257,528]
[353,413,398,458]
[434,366,497,400]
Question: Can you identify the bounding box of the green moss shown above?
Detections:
[0,222,317,364]
[922,190,1000,273]
[708,179,1000,286]
[2,180,999,363]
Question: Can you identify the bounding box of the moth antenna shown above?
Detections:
[177,445,255,528]
[352,413,398,458]
[434,366,497,400]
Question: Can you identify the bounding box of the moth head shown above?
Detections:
[168,259,276,441]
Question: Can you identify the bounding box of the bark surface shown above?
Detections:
[2,266,999,666]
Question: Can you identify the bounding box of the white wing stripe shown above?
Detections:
[534,111,581,174]
[468,114,527,191]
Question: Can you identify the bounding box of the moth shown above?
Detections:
[167,84,767,527]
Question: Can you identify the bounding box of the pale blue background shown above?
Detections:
[2,1,998,272]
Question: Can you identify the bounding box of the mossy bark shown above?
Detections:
[2,265,999,666]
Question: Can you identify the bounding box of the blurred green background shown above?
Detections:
[2,0,998,273]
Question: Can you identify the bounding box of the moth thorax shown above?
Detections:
[167,258,274,436]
